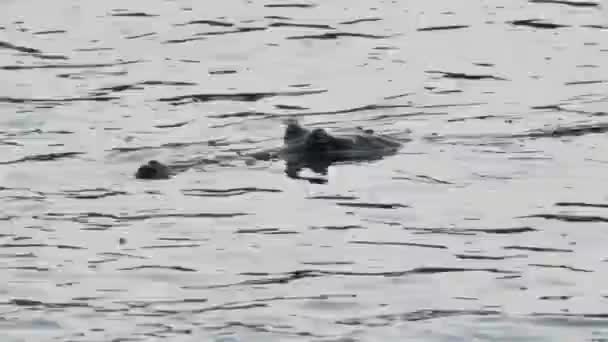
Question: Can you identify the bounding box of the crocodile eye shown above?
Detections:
[310,128,330,143]
[284,121,306,142]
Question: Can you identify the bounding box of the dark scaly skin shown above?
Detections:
[279,120,402,181]
[135,160,171,180]
[134,120,403,181]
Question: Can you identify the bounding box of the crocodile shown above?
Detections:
[134,119,405,182]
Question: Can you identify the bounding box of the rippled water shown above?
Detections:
[1,0,608,341]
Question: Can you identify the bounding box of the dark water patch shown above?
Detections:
[503,245,573,253]
[265,15,293,20]
[447,114,505,122]
[153,302,266,315]
[539,295,572,301]
[300,261,355,266]
[58,70,126,79]
[269,22,335,30]
[89,257,119,265]
[474,62,495,67]
[96,80,198,93]
[0,40,41,54]
[158,237,199,242]
[159,89,325,104]
[555,202,608,208]
[33,29,66,35]
[175,19,234,27]
[0,59,140,70]
[111,12,159,17]
[125,32,156,40]
[507,19,570,29]
[265,230,298,235]
[35,211,248,222]
[7,298,90,308]
[371,111,444,121]
[522,214,608,223]
[0,243,84,249]
[189,270,325,289]
[307,195,359,200]
[154,121,191,129]
[28,53,69,61]
[0,95,117,104]
[426,70,508,81]
[287,32,391,40]
[384,93,413,100]
[98,252,147,259]
[582,24,608,29]
[5,266,49,271]
[236,228,282,234]
[80,223,117,231]
[417,25,469,32]
[188,267,515,290]
[455,254,527,260]
[209,69,237,75]
[265,3,316,8]
[0,140,21,146]
[311,225,363,230]
[350,240,447,249]
[275,104,309,110]
[206,321,320,338]
[337,202,409,209]
[73,47,115,52]
[470,227,537,234]
[60,188,128,200]
[6,128,73,136]
[118,265,197,272]
[109,139,223,153]
[433,89,463,95]
[191,27,267,38]
[404,226,535,235]
[375,46,400,51]
[529,0,599,7]
[289,83,311,88]
[0,152,84,165]
[564,80,605,85]
[393,174,453,184]
[13,236,32,242]
[337,309,501,326]
[0,252,36,258]
[515,122,608,138]
[531,104,598,115]
[314,267,513,276]
[403,227,474,236]
[72,296,103,301]
[531,312,608,320]
[116,298,208,309]
[208,111,272,119]
[417,102,486,109]
[529,263,592,272]
[286,103,413,118]
[340,18,382,25]
[235,228,298,235]
[182,187,282,197]
[140,244,201,249]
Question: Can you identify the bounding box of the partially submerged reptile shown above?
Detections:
[135,119,405,182]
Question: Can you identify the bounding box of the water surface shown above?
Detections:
[1,0,608,341]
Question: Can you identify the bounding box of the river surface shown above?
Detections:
[1,0,608,341]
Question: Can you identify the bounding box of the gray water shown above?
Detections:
[1,0,608,341]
